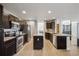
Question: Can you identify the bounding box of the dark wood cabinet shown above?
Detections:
[77,39,79,46]
[4,38,16,56]
[33,36,43,49]
[0,4,4,56]
[18,20,28,33]
[50,34,53,43]
[46,20,55,30]
[45,20,55,45]
[0,4,3,28]
[2,14,19,28]
[24,34,28,44]
[3,15,10,28]
[3,14,17,29]
[45,33,52,40]
[45,32,49,40]
[0,38,16,56]
[45,32,53,43]
[56,36,67,49]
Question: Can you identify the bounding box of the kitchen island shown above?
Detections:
[53,34,71,50]
[33,34,43,50]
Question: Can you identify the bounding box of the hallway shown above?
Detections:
[16,39,79,56]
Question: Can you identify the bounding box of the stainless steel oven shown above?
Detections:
[16,36,24,52]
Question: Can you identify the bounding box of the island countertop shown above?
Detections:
[4,37,16,42]
[53,34,71,37]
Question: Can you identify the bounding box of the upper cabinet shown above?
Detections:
[3,14,20,29]
[46,19,55,33]
[3,15,10,28]
[18,20,28,33]
[0,4,3,28]
[8,14,16,21]
[1,4,27,30]
[46,20,55,29]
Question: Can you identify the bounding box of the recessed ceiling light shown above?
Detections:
[48,10,52,14]
[22,10,26,14]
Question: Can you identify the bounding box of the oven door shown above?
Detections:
[16,36,24,52]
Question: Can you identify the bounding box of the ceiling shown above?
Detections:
[1,3,79,21]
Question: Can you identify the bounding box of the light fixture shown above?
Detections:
[22,10,26,14]
[48,10,52,14]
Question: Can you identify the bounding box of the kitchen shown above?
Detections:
[0,3,79,56]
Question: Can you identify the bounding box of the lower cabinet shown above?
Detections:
[4,38,16,56]
[45,32,53,44]
[45,33,49,40]
[33,36,43,50]
[77,39,79,46]
[23,34,28,44]
[56,36,67,49]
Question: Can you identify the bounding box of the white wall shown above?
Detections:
[71,21,78,45]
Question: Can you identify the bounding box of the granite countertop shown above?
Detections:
[4,37,16,42]
[45,30,53,34]
[20,33,26,35]
[34,34,43,36]
[4,33,27,42]
[53,34,71,37]
[45,31,53,34]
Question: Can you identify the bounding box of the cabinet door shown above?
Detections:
[33,36,43,49]
[5,39,16,56]
[24,34,28,44]
[45,33,48,40]
[0,4,3,28]
[3,15,10,28]
[49,34,53,43]
[57,36,66,49]
[6,43,15,56]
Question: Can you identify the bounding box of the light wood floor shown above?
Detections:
[15,39,79,56]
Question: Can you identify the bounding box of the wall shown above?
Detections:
[71,21,78,45]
